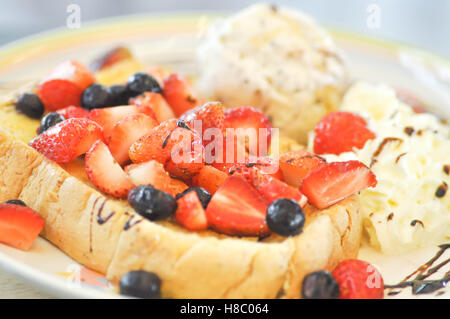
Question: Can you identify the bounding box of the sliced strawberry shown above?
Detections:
[300,160,377,209]
[223,106,272,156]
[43,60,95,91]
[205,175,269,237]
[85,140,135,198]
[211,134,248,173]
[125,160,188,197]
[235,165,307,207]
[107,114,159,165]
[175,191,208,231]
[90,46,133,71]
[37,79,83,111]
[129,119,202,166]
[279,150,326,188]
[89,104,157,140]
[179,102,224,134]
[313,112,376,155]
[30,118,104,163]
[191,165,228,195]
[164,145,205,182]
[129,92,175,122]
[228,156,283,180]
[56,106,89,119]
[0,203,45,251]
[163,73,202,116]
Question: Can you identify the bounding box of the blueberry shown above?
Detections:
[176,187,211,209]
[81,84,110,110]
[38,112,65,134]
[266,198,305,236]
[107,84,132,106]
[119,271,161,299]
[15,93,44,119]
[302,270,340,299]
[128,185,177,221]
[126,72,162,96]
[4,199,26,206]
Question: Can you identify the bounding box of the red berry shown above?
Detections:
[300,160,377,209]
[90,46,133,71]
[179,102,225,135]
[175,191,208,231]
[85,140,135,198]
[129,92,175,123]
[37,79,83,111]
[56,106,89,119]
[313,112,376,155]
[29,118,104,163]
[279,150,326,188]
[224,106,272,156]
[163,73,202,116]
[191,165,228,195]
[0,203,45,251]
[332,259,384,299]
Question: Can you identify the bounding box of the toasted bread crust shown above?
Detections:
[0,127,361,298]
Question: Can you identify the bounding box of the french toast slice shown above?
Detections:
[0,123,361,298]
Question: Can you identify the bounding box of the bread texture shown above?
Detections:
[0,127,361,298]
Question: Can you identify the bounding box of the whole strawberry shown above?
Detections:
[332,259,384,299]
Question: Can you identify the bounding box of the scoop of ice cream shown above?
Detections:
[311,82,450,254]
[196,3,348,144]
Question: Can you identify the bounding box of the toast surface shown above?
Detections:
[0,126,361,298]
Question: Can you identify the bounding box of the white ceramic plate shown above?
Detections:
[0,12,448,299]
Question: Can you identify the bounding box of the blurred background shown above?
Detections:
[0,0,448,58]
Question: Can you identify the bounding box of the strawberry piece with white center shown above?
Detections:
[0,203,45,251]
[279,150,326,188]
[163,73,202,116]
[223,106,272,156]
[235,165,307,208]
[300,160,377,209]
[205,175,269,237]
[130,92,175,122]
[85,140,135,198]
[107,113,159,165]
[125,160,188,197]
[179,102,225,134]
[175,191,208,231]
[89,104,157,140]
[29,118,104,163]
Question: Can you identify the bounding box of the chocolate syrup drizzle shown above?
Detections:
[96,199,115,225]
[123,212,143,231]
[384,244,450,296]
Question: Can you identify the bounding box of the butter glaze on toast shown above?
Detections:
[0,126,361,298]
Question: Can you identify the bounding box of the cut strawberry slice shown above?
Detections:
[85,140,135,198]
[89,104,157,140]
[236,165,307,207]
[228,156,283,180]
[211,134,248,173]
[90,46,133,71]
[129,119,203,166]
[107,114,159,165]
[42,60,95,91]
[125,160,188,197]
[300,160,377,209]
[37,79,83,111]
[56,106,89,119]
[223,106,272,156]
[191,165,228,195]
[30,118,104,163]
[313,112,376,155]
[179,102,224,134]
[0,203,44,251]
[175,191,208,231]
[163,73,202,116]
[129,92,175,122]
[279,150,326,188]
[205,176,269,237]
[164,147,205,182]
